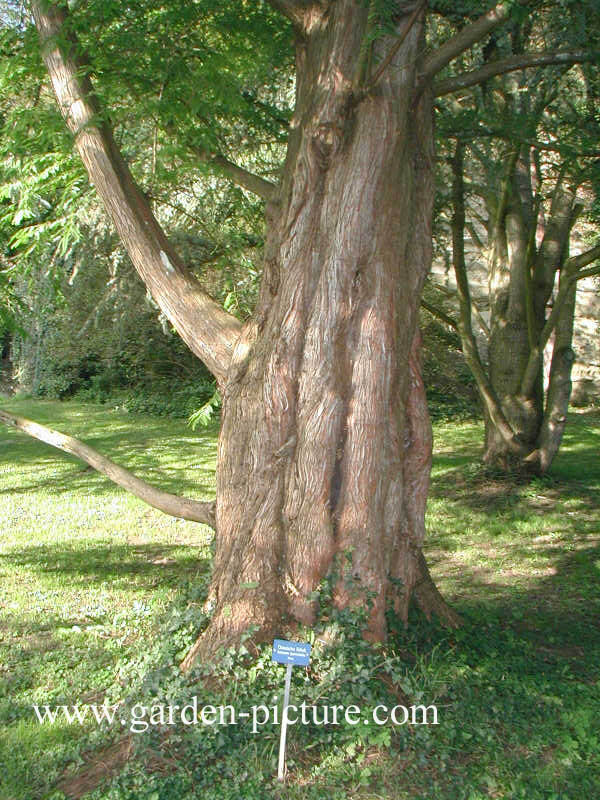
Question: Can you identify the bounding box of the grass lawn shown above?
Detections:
[0,397,598,800]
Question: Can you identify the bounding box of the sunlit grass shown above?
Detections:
[0,399,598,799]
[0,398,215,799]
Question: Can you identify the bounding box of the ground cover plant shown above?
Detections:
[0,397,598,799]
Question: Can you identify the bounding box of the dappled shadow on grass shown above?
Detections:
[0,432,217,500]
[382,538,600,797]
[430,462,599,520]
[435,540,600,658]
[0,542,211,593]
[427,487,600,620]
[415,414,600,795]
[0,398,218,501]
[430,408,600,515]
[2,401,599,798]
[0,459,216,502]
[0,536,214,798]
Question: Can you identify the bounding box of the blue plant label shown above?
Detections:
[272,639,311,666]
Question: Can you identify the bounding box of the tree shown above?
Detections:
[0,8,269,402]
[4,0,578,665]
[426,6,599,472]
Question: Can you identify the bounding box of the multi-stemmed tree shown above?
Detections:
[427,6,599,472]
[4,0,595,664]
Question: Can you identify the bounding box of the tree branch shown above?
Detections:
[430,277,492,337]
[420,0,517,84]
[520,244,600,397]
[362,0,427,92]
[450,123,600,157]
[421,298,458,330]
[265,0,325,30]
[212,155,277,202]
[564,243,600,273]
[570,264,600,281]
[0,409,216,528]
[471,297,490,337]
[32,0,241,385]
[451,142,527,457]
[434,49,597,96]
[241,91,290,130]
[191,146,277,202]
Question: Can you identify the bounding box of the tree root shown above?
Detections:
[413,550,462,628]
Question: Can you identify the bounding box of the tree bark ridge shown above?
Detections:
[181,1,460,665]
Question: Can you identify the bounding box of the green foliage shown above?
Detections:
[119,378,217,421]
[425,389,479,422]
[8,239,219,412]
[0,261,25,341]
[0,0,289,411]
[187,388,221,430]
[420,301,479,421]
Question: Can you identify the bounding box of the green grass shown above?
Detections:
[0,398,598,800]
[0,399,216,799]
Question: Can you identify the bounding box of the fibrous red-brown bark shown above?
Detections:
[30,0,466,669]
[182,1,461,666]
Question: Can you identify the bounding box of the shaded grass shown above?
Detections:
[0,398,599,799]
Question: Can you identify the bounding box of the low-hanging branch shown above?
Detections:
[434,49,598,97]
[0,409,216,528]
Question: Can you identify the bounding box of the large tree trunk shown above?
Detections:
[32,0,461,668]
[183,2,459,665]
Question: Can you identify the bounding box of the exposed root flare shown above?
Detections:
[180,552,461,673]
[180,635,205,674]
[180,597,283,673]
[413,550,462,629]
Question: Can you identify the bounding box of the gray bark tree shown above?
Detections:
[427,18,600,473]
[450,142,599,472]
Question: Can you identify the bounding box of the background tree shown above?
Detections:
[425,2,599,472]
[0,0,276,407]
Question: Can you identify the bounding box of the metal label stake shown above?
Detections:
[272,638,311,782]
[278,662,293,781]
